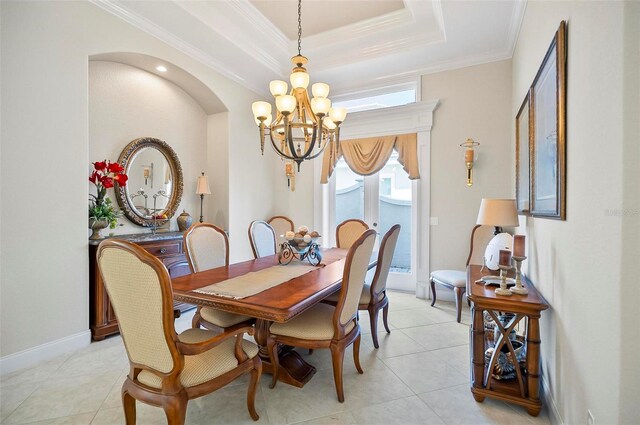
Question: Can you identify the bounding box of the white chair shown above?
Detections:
[97,239,262,424]
[248,220,277,259]
[267,215,294,247]
[336,219,369,248]
[183,223,253,330]
[430,225,495,322]
[267,229,377,402]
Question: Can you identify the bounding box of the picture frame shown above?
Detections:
[529,20,567,220]
[515,89,532,215]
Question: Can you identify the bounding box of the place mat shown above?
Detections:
[192,262,322,299]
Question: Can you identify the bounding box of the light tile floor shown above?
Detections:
[1,292,551,425]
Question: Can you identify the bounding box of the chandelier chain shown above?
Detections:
[297,0,302,56]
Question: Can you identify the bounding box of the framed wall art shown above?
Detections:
[531,20,567,219]
[515,89,532,215]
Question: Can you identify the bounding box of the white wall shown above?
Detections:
[512,2,638,423]
[0,0,274,361]
[422,60,513,271]
[89,61,207,235]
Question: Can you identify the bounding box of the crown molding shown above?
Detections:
[507,0,527,56]
[88,0,268,96]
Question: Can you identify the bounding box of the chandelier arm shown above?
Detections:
[286,123,300,160]
[269,130,297,161]
[302,119,319,157]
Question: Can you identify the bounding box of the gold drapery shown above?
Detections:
[320,133,419,183]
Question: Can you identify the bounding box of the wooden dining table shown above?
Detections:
[171,247,377,388]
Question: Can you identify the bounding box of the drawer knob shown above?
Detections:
[160,248,167,254]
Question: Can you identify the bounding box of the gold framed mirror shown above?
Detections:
[115,137,183,227]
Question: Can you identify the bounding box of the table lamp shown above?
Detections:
[195,172,211,223]
[476,198,519,235]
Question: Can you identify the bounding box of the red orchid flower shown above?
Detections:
[101,176,114,188]
[107,162,124,174]
[93,161,107,171]
[89,171,99,184]
[114,173,128,186]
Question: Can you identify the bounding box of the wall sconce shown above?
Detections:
[460,138,480,186]
[195,172,211,223]
[142,163,154,187]
[285,161,296,192]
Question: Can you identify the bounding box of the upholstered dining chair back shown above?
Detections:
[335,229,377,327]
[466,225,496,266]
[336,219,369,248]
[184,223,229,272]
[371,225,401,296]
[248,220,277,259]
[267,215,294,246]
[97,240,177,376]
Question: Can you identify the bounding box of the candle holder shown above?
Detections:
[495,264,513,296]
[510,256,528,295]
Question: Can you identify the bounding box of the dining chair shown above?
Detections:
[184,223,253,330]
[336,218,369,248]
[267,229,377,402]
[97,239,262,424]
[430,224,495,322]
[267,215,294,247]
[248,220,277,259]
[325,224,401,348]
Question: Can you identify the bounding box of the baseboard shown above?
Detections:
[0,330,91,375]
[541,374,564,425]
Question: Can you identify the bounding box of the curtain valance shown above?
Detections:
[320,133,419,183]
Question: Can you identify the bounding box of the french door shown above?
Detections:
[327,153,417,291]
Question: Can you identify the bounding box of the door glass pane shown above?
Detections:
[335,158,364,226]
[378,153,412,273]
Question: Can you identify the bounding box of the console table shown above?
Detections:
[89,231,192,340]
[466,264,549,416]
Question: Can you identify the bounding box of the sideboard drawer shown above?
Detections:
[143,241,182,258]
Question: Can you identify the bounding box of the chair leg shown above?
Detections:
[122,386,136,425]
[191,307,202,329]
[162,392,188,425]
[454,287,464,323]
[330,343,346,403]
[368,305,380,349]
[353,333,364,374]
[308,349,314,355]
[430,279,437,307]
[382,302,391,334]
[247,357,262,421]
[267,337,280,389]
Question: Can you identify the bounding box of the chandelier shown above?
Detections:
[251,0,347,172]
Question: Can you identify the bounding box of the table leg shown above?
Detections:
[471,306,486,402]
[526,316,542,416]
[254,319,317,388]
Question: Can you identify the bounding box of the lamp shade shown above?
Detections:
[196,173,211,195]
[476,199,519,227]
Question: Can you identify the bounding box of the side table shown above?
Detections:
[466,264,549,416]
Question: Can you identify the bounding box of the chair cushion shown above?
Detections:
[137,328,258,389]
[200,307,252,328]
[269,303,354,341]
[324,283,384,305]
[430,270,467,288]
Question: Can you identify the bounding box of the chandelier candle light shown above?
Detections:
[251,0,347,172]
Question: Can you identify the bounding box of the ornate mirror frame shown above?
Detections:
[115,137,184,227]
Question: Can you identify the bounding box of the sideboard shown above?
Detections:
[89,231,192,341]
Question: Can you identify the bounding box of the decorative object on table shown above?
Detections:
[495,249,513,296]
[483,232,513,271]
[528,21,567,220]
[177,210,193,231]
[88,159,128,239]
[516,91,531,214]
[251,0,347,172]
[484,340,526,380]
[115,137,183,227]
[510,234,528,294]
[150,190,170,234]
[195,172,211,223]
[278,226,322,266]
[460,138,480,187]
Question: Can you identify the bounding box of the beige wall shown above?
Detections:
[512,1,638,423]
[89,61,208,235]
[0,0,274,359]
[422,60,513,271]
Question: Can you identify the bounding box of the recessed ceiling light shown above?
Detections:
[156,65,167,72]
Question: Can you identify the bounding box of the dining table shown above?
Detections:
[171,247,377,388]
